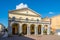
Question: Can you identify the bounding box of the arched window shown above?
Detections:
[26,18,28,21]
[37,19,39,21]
[12,17,15,21]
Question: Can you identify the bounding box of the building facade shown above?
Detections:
[51,15,60,35]
[0,24,5,32]
[8,8,51,35]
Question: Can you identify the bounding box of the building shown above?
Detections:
[0,23,5,36]
[51,15,60,35]
[0,24,5,32]
[8,7,51,35]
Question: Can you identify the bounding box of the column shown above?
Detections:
[19,24,22,34]
[47,24,50,35]
[35,25,38,35]
[8,22,12,34]
[27,25,30,35]
[41,24,44,35]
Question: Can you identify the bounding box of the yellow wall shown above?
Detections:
[51,15,60,31]
[42,15,60,32]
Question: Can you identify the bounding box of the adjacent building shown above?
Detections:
[0,24,5,32]
[51,15,60,35]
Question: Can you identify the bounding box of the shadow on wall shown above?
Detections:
[0,35,35,40]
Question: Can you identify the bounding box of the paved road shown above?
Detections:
[0,35,60,40]
[25,35,60,40]
[0,35,35,40]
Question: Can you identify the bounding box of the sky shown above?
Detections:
[0,0,60,27]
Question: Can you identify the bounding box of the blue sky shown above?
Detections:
[0,0,60,27]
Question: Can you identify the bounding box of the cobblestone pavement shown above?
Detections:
[0,35,60,40]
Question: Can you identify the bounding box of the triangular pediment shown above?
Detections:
[9,8,41,17]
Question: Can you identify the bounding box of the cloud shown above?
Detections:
[49,12,54,14]
[16,3,28,9]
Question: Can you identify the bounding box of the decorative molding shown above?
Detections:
[9,13,40,17]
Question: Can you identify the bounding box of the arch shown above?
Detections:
[30,24,35,34]
[38,25,41,34]
[12,23,19,35]
[44,25,48,35]
[22,24,27,35]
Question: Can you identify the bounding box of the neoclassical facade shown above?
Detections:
[8,8,51,35]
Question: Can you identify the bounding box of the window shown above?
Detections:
[12,17,15,19]
[12,16,15,21]
[26,18,28,20]
[37,19,39,21]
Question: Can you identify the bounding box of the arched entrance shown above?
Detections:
[12,23,19,35]
[38,25,41,34]
[22,24,27,35]
[30,24,35,34]
[44,25,48,35]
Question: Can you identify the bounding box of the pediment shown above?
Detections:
[9,8,41,17]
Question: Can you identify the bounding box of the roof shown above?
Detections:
[9,8,41,17]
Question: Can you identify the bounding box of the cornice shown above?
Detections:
[9,13,40,17]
